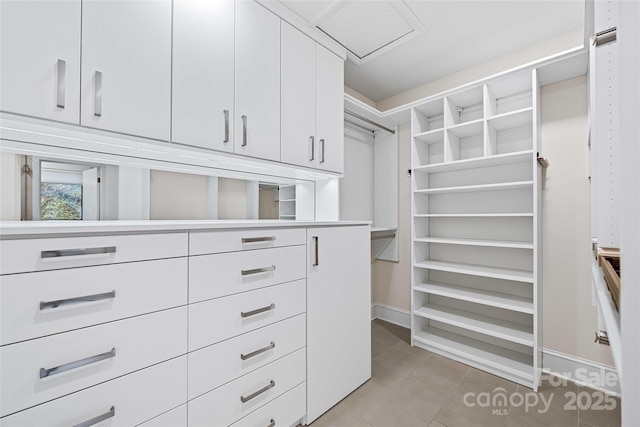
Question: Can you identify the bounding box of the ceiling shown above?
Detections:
[280,0,586,103]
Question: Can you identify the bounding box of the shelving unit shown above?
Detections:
[279,184,296,220]
[411,69,542,390]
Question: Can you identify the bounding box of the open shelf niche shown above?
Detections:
[410,68,542,390]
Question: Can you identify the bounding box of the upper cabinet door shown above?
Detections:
[0,0,81,124]
[281,22,316,168]
[235,1,281,162]
[81,0,171,141]
[172,0,234,152]
[315,46,344,173]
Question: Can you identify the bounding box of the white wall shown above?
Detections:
[218,177,247,220]
[340,126,374,221]
[149,170,208,220]
[118,166,150,220]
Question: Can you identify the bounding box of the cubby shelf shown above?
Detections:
[414,304,534,346]
[412,150,533,174]
[415,181,533,195]
[414,260,534,283]
[414,128,444,144]
[414,213,533,218]
[447,119,484,138]
[487,107,533,130]
[413,237,533,249]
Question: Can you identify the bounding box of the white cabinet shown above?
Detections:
[172,0,234,152]
[281,23,345,173]
[80,0,171,141]
[0,0,81,124]
[306,226,371,423]
[235,0,281,161]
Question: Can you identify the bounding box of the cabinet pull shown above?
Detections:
[40,347,116,379]
[240,380,275,403]
[240,341,276,360]
[242,265,276,276]
[40,290,116,311]
[56,59,66,108]
[94,71,103,117]
[266,419,276,427]
[242,236,275,244]
[223,109,230,143]
[313,236,319,266]
[241,303,275,318]
[310,136,315,162]
[41,246,116,258]
[320,139,326,163]
[72,406,115,427]
[241,115,248,146]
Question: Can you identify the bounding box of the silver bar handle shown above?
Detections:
[73,406,115,427]
[241,115,248,147]
[240,380,275,403]
[94,71,102,117]
[240,341,275,360]
[242,265,276,276]
[241,303,275,318]
[310,136,315,162]
[40,347,116,379]
[41,246,116,258]
[56,59,66,108]
[242,236,275,244]
[313,236,319,266]
[267,419,276,427]
[40,290,116,311]
[320,139,326,163]
[223,109,230,143]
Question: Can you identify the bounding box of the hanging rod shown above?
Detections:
[344,110,396,135]
[345,119,378,135]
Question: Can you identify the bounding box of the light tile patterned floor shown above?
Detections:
[310,320,621,427]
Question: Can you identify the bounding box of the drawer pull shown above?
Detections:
[241,303,275,318]
[242,236,276,244]
[241,265,276,276]
[94,70,103,117]
[223,109,230,143]
[267,419,276,427]
[241,114,248,147]
[240,380,275,403]
[41,246,116,258]
[240,341,276,360]
[313,236,319,267]
[40,290,116,311]
[56,59,66,108]
[73,406,115,427]
[40,347,116,379]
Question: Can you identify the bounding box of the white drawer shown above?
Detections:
[189,228,305,255]
[0,257,187,345]
[138,404,187,427]
[189,245,306,303]
[230,382,306,427]
[188,348,306,427]
[189,314,305,399]
[188,280,305,351]
[0,307,187,417]
[0,356,187,427]
[0,232,188,275]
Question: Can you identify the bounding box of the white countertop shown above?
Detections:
[0,220,371,238]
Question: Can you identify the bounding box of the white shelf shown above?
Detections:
[415,180,533,195]
[414,260,533,283]
[591,260,622,378]
[414,213,533,218]
[371,227,397,233]
[414,237,533,249]
[412,150,533,174]
[279,199,295,203]
[413,328,534,383]
[487,107,533,130]
[414,304,533,346]
[414,128,444,144]
[414,282,533,314]
[447,119,484,138]
[279,215,295,218]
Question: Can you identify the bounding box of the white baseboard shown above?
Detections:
[371,303,411,329]
[543,348,621,396]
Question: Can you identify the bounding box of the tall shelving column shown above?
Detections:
[410,69,542,390]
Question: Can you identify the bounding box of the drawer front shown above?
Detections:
[230,382,306,427]
[188,279,305,351]
[188,314,305,399]
[1,307,187,417]
[138,404,187,427]
[189,245,306,303]
[0,356,187,427]
[0,232,188,275]
[0,257,187,346]
[189,228,305,255]
[188,348,305,427]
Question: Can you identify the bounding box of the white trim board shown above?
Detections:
[542,348,620,396]
[371,303,411,329]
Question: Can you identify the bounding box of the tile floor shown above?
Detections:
[310,320,621,427]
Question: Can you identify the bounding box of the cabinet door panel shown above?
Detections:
[235,0,281,161]
[0,0,80,124]
[315,46,345,173]
[81,0,171,141]
[172,0,234,152]
[281,22,316,168]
